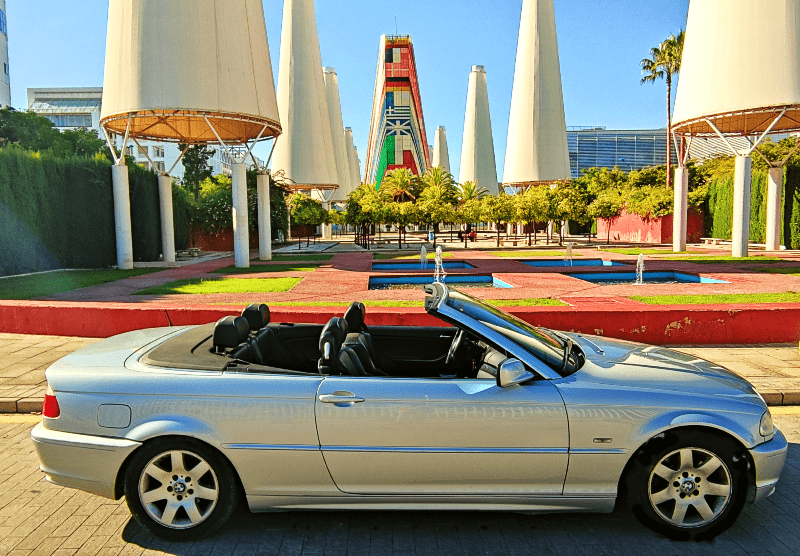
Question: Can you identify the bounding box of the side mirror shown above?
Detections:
[498,359,534,388]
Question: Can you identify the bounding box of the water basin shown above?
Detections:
[369,275,513,290]
[569,271,729,285]
[520,259,627,268]
[371,261,474,271]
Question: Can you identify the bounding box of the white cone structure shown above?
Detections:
[345,128,361,191]
[673,0,800,256]
[323,68,351,202]
[432,127,451,173]
[503,0,570,186]
[101,0,281,268]
[272,0,338,198]
[459,66,499,195]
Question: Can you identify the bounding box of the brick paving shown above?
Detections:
[1,333,798,413]
[0,411,799,555]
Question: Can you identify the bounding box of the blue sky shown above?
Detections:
[10,0,689,181]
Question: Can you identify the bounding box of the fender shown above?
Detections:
[635,410,758,450]
[126,416,218,444]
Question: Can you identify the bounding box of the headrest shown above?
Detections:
[242,304,270,331]
[213,316,250,349]
[318,317,347,373]
[343,301,366,333]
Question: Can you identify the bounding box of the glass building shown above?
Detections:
[567,127,678,178]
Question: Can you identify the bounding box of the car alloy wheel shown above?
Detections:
[138,450,219,529]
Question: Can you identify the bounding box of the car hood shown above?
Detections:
[563,333,762,401]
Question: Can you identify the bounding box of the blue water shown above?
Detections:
[569,271,729,285]
[521,259,627,268]
[372,262,474,271]
[369,275,513,290]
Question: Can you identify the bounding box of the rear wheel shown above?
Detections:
[631,432,747,540]
[124,438,239,541]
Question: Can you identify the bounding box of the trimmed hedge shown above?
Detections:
[706,168,799,249]
[0,148,191,276]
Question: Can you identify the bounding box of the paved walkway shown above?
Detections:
[0,333,798,412]
[1,410,800,555]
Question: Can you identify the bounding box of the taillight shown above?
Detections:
[42,384,60,418]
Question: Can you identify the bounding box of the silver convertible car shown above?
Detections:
[32,283,787,541]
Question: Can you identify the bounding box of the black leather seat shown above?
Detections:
[318,318,348,375]
[341,302,383,374]
[213,316,256,362]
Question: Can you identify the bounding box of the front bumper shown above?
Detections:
[31,422,141,500]
[749,428,788,504]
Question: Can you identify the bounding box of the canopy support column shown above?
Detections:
[766,167,783,251]
[103,122,134,270]
[257,172,272,261]
[732,155,752,258]
[231,163,250,268]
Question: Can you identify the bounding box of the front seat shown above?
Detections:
[341,302,382,371]
[318,317,348,375]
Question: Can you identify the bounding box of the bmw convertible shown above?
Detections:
[32,283,787,541]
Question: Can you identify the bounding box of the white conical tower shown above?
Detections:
[503,0,570,186]
[459,66,499,195]
[323,67,351,202]
[272,0,338,197]
[432,127,451,173]
[345,128,361,191]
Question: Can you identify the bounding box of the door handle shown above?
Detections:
[318,393,365,404]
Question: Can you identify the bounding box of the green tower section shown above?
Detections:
[375,135,396,189]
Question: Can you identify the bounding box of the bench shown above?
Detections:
[701,237,723,245]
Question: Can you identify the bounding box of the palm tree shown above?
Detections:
[421,166,457,202]
[641,31,685,191]
[380,168,421,203]
[457,181,488,203]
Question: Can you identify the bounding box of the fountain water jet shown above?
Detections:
[434,247,446,283]
[564,243,574,267]
[420,246,427,270]
[635,254,645,285]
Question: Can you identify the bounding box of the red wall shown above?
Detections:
[596,209,704,244]
[192,228,259,252]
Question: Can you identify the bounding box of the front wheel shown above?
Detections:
[124,437,239,541]
[631,432,747,540]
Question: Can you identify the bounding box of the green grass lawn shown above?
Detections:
[374,252,454,260]
[599,248,697,256]
[0,269,163,300]
[755,267,800,276]
[136,277,302,295]
[213,264,320,274]
[493,251,582,258]
[252,254,334,262]
[214,298,565,308]
[660,256,786,264]
[632,292,800,305]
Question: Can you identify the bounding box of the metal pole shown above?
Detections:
[732,155,752,258]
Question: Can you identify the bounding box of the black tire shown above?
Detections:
[124,437,239,541]
[629,431,748,541]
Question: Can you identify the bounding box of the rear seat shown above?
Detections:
[212,316,254,362]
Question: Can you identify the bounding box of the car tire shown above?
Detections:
[124,437,239,541]
[630,431,748,541]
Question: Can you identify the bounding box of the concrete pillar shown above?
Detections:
[322,202,332,239]
[766,167,783,251]
[111,164,134,270]
[732,155,752,258]
[231,163,250,268]
[672,166,689,252]
[257,173,272,260]
[157,174,176,263]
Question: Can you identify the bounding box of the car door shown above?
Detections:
[315,375,569,495]
[367,326,456,375]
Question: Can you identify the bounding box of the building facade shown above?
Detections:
[0,0,10,107]
[567,127,678,178]
[27,87,238,179]
[364,35,430,187]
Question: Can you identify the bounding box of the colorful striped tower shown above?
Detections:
[364,35,430,188]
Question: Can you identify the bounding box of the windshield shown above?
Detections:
[444,289,567,370]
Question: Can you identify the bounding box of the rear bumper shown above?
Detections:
[749,428,788,504]
[31,423,141,500]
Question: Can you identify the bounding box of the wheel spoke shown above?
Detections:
[143,463,170,485]
[671,500,690,525]
[188,460,211,480]
[650,488,674,506]
[140,488,167,505]
[678,448,694,471]
[697,456,722,478]
[170,452,185,474]
[652,463,675,481]
[183,500,204,524]
[693,499,715,522]
[160,501,180,526]
[194,486,218,502]
[705,482,731,497]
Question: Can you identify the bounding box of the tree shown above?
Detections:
[515,186,552,246]
[60,128,106,158]
[589,190,625,244]
[457,181,487,203]
[420,166,458,205]
[551,181,589,245]
[455,199,484,248]
[641,31,684,192]
[179,143,216,201]
[290,193,328,227]
[381,167,422,202]
[418,180,457,247]
[482,194,516,247]
[385,201,417,248]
